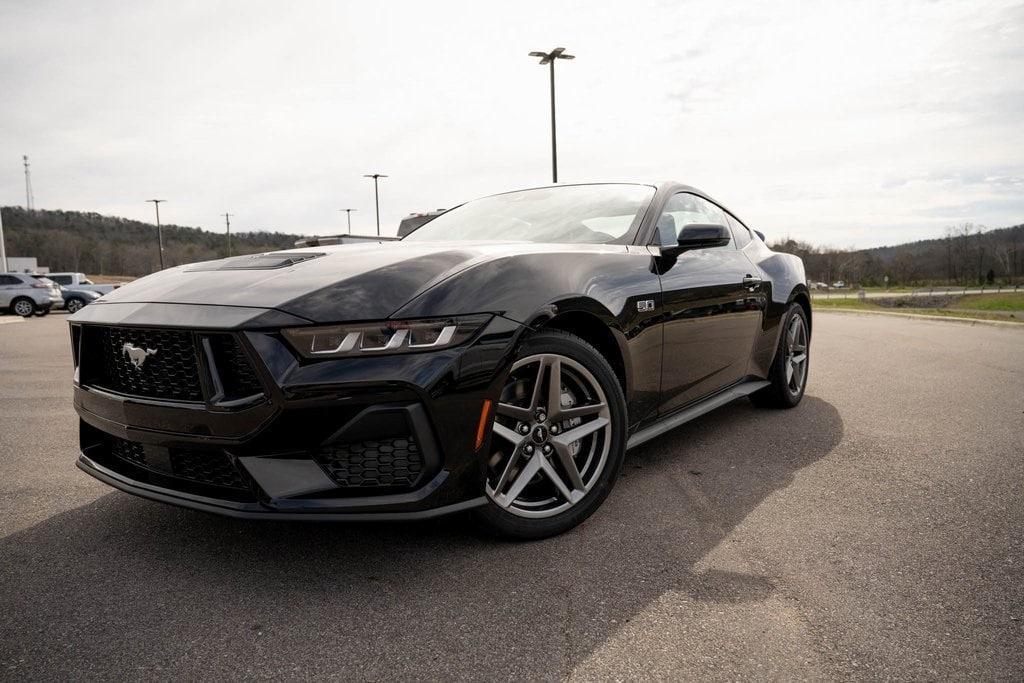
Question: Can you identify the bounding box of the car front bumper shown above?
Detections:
[70,306,525,519]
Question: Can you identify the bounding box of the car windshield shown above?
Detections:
[403,184,655,244]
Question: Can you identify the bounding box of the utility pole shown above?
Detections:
[23,155,35,210]
[146,199,166,270]
[0,205,8,272]
[339,208,357,234]
[363,174,388,236]
[528,47,575,183]
[222,212,232,256]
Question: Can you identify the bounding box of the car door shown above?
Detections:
[652,193,765,414]
[0,274,23,307]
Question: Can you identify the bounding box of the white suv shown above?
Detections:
[0,273,63,317]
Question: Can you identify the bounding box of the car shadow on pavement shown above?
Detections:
[0,396,842,680]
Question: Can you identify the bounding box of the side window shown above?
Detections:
[0,275,20,285]
[51,275,72,285]
[726,214,752,248]
[656,193,731,248]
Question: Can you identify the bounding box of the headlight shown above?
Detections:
[282,314,492,359]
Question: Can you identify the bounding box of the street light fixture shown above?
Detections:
[363,174,388,236]
[528,47,575,183]
[146,199,166,270]
[339,208,357,234]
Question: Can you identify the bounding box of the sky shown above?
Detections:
[1,0,1022,248]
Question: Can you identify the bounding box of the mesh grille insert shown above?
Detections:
[107,436,250,490]
[90,327,203,402]
[208,334,263,398]
[316,437,424,488]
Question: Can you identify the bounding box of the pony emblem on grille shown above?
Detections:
[122,343,158,370]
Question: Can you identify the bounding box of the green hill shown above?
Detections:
[1,206,303,276]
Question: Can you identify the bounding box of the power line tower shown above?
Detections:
[222,212,232,256]
[23,155,35,211]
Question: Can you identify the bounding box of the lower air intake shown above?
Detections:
[316,437,424,488]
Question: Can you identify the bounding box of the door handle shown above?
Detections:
[742,274,762,285]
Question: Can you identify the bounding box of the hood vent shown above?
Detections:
[187,252,325,272]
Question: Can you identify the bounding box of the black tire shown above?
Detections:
[65,298,86,314]
[750,302,809,409]
[35,307,51,317]
[11,297,36,318]
[473,329,627,540]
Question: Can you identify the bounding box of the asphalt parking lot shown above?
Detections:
[1,311,1022,680]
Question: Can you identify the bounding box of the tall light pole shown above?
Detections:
[528,47,575,183]
[339,208,357,233]
[146,199,166,270]
[363,174,388,236]
[222,212,232,256]
[23,155,34,211]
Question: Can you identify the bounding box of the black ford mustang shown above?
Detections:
[69,182,810,538]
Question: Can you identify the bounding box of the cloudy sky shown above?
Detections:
[1,0,1022,247]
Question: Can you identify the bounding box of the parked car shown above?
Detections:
[45,272,119,295]
[0,273,62,316]
[63,288,103,313]
[69,182,810,539]
[831,280,846,288]
[31,275,104,313]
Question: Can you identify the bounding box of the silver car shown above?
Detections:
[0,273,63,317]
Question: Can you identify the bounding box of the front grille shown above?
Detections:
[316,437,424,488]
[169,449,249,489]
[110,438,147,467]
[80,326,264,404]
[89,327,203,402]
[207,334,263,398]
[108,435,250,490]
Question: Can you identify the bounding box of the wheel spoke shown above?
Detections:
[785,361,794,384]
[546,357,563,418]
[498,455,542,507]
[539,457,575,502]
[552,416,609,447]
[555,402,606,421]
[495,402,532,422]
[493,446,523,494]
[791,352,807,365]
[492,422,524,446]
[550,441,585,490]
[524,358,547,411]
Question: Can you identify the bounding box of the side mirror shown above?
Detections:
[754,229,766,242]
[662,224,731,256]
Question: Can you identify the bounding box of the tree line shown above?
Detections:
[770,223,1024,287]
[3,206,1021,287]
[1,206,303,276]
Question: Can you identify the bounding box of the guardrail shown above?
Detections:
[811,285,1022,299]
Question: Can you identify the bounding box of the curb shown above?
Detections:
[0,317,26,325]
[817,308,1024,328]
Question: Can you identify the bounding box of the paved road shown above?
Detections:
[1,312,1022,680]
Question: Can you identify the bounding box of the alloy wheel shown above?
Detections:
[785,315,808,395]
[66,299,83,313]
[485,353,612,518]
[13,300,34,317]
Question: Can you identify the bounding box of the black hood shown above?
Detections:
[95,241,620,323]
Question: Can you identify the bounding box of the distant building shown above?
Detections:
[4,256,48,274]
